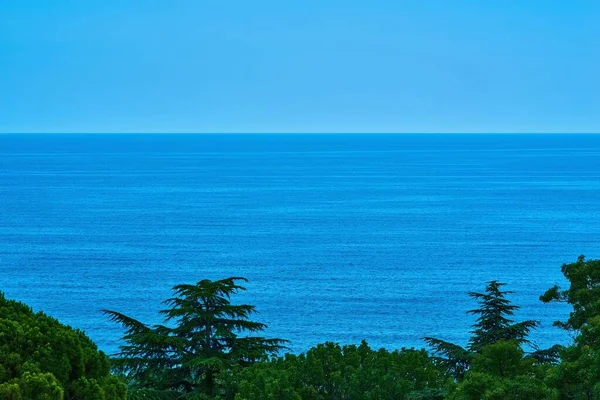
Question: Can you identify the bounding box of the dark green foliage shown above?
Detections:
[449,341,556,400]
[547,340,600,398]
[424,281,539,378]
[541,256,600,398]
[0,292,126,400]
[227,341,450,400]
[526,344,563,365]
[541,255,600,332]
[467,282,539,352]
[17,373,63,400]
[104,277,288,399]
[419,338,472,380]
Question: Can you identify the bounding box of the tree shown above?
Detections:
[448,341,556,400]
[541,256,600,398]
[467,282,539,352]
[104,277,288,399]
[0,292,126,400]
[546,321,600,399]
[540,255,600,332]
[228,341,451,400]
[424,281,539,378]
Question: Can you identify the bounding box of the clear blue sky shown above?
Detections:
[1,0,599,133]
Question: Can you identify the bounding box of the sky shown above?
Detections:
[1,0,599,133]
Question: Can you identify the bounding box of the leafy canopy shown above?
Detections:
[541,256,600,398]
[540,255,600,332]
[104,277,287,399]
[0,292,126,400]
[228,341,450,400]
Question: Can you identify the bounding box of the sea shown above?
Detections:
[1,133,599,354]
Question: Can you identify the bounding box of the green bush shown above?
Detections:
[0,292,126,399]
[228,341,450,400]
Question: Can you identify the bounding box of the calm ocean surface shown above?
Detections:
[1,134,599,353]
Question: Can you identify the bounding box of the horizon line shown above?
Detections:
[2,132,600,135]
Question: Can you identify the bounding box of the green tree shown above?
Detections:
[424,281,539,378]
[541,256,600,398]
[228,341,451,400]
[104,277,287,399]
[448,341,556,400]
[540,255,600,332]
[0,292,126,400]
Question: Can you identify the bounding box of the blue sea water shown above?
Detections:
[1,134,599,354]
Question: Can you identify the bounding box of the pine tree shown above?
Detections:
[467,281,538,352]
[103,277,287,399]
[424,281,539,378]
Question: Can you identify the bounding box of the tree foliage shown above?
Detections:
[103,277,287,399]
[540,255,600,332]
[424,281,540,378]
[467,282,539,352]
[0,292,126,400]
[228,341,450,400]
[541,256,600,398]
[448,341,556,399]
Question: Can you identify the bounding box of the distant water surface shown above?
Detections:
[1,134,599,353]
